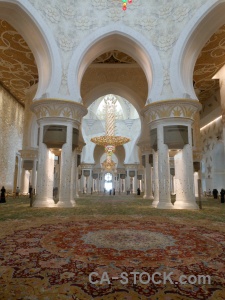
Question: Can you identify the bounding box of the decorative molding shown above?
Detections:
[76,143,85,153]
[193,150,203,162]
[19,149,38,160]
[31,99,87,123]
[80,164,95,170]
[137,142,152,154]
[124,164,138,170]
[142,99,202,124]
[0,20,38,105]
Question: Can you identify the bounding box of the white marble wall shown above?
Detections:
[0,86,24,191]
[200,116,224,192]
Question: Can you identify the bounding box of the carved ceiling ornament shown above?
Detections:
[0,20,38,105]
[93,50,136,64]
[0,0,222,108]
[30,99,87,123]
[142,99,202,124]
[193,24,225,103]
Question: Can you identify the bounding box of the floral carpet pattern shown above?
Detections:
[1,217,225,299]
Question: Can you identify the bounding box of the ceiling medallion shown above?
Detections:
[122,0,132,11]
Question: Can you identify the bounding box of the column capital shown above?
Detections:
[76,142,85,153]
[141,99,202,125]
[19,149,38,160]
[137,141,152,154]
[193,150,203,162]
[124,164,139,170]
[80,163,95,169]
[31,98,87,125]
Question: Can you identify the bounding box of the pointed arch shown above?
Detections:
[83,82,143,111]
[170,0,225,99]
[68,24,163,104]
[0,0,62,99]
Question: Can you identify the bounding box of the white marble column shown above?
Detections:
[194,172,199,197]
[20,167,26,194]
[152,150,159,207]
[71,150,77,199]
[143,155,154,199]
[96,174,99,193]
[57,124,75,207]
[80,173,85,193]
[170,174,175,195]
[174,124,199,209]
[125,171,130,192]
[74,152,79,198]
[17,157,22,190]
[119,176,122,193]
[31,159,37,194]
[156,124,173,209]
[33,123,55,207]
[87,170,92,193]
[133,170,137,193]
[101,174,104,192]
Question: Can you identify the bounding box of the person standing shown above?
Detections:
[0,186,6,203]
[29,185,33,198]
[15,187,20,198]
[220,189,225,203]
[213,189,218,199]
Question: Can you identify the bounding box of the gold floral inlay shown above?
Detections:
[0,20,38,105]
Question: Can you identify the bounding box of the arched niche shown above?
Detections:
[93,144,126,168]
[68,24,163,104]
[170,0,225,99]
[0,0,62,100]
[82,82,144,111]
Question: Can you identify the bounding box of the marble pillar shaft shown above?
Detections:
[58,124,75,207]
[156,124,173,209]
[144,154,153,199]
[33,124,55,207]
[152,151,159,207]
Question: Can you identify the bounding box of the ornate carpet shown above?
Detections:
[0,218,225,299]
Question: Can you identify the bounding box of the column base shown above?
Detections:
[32,197,56,207]
[57,199,76,207]
[143,194,154,200]
[173,200,199,210]
[151,199,159,207]
[155,201,174,209]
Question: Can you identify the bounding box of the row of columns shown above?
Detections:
[78,168,144,194]
[142,99,202,209]
[29,99,87,207]
[18,98,202,209]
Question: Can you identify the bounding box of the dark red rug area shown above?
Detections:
[0,220,225,299]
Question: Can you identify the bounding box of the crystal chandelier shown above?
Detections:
[122,0,132,11]
[91,95,130,171]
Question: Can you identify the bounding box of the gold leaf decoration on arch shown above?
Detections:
[0,20,38,105]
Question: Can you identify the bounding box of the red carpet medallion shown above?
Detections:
[0,220,225,299]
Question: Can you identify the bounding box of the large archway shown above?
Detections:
[68,24,163,104]
[0,0,62,100]
[170,0,225,99]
